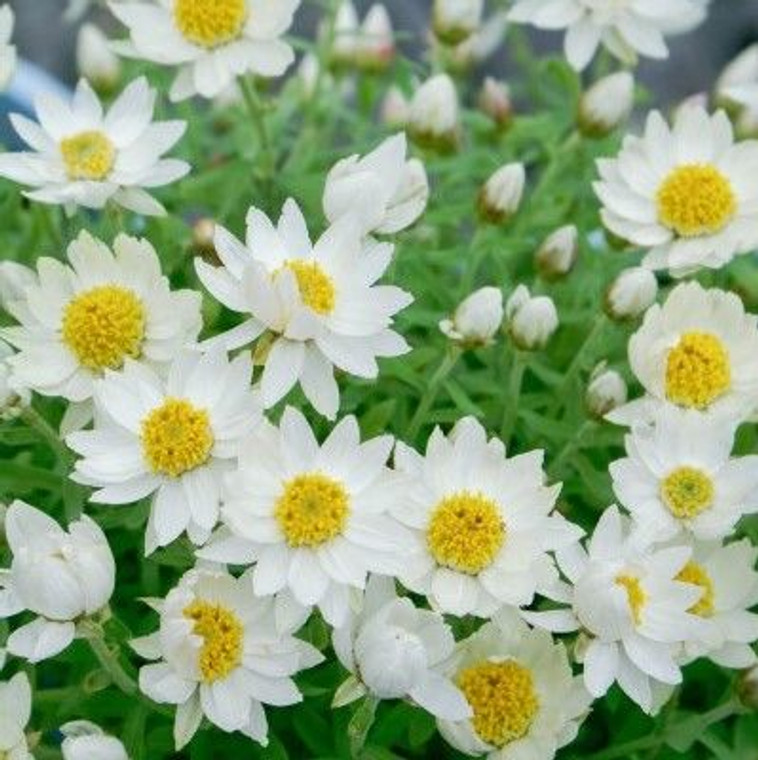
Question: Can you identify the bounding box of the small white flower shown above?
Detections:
[432,0,484,45]
[478,77,512,128]
[132,567,322,749]
[198,408,413,627]
[67,350,262,554]
[332,575,471,720]
[478,163,525,223]
[0,77,189,215]
[439,286,503,347]
[331,0,360,65]
[508,0,707,71]
[610,405,758,543]
[194,199,412,419]
[393,417,581,617]
[408,73,460,152]
[535,224,579,280]
[505,285,559,351]
[323,133,429,237]
[0,672,32,759]
[77,23,122,92]
[438,611,591,759]
[381,86,410,127]
[446,10,508,70]
[0,5,17,91]
[110,0,301,102]
[2,231,201,408]
[356,4,395,71]
[594,106,758,276]
[0,500,115,663]
[61,721,129,760]
[579,72,635,137]
[586,362,627,418]
[604,266,658,320]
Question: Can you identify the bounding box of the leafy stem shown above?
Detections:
[80,619,138,696]
[407,348,462,440]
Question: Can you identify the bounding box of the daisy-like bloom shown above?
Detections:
[110,0,301,102]
[594,106,758,276]
[132,567,322,749]
[331,575,471,720]
[1,231,201,414]
[0,77,188,215]
[61,721,128,760]
[609,282,758,425]
[67,350,261,554]
[529,506,701,713]
[198,407,412,627]
[392,417,582,617]
[438,611,591,759]
[322,133,429,238]
[0,672,33,760]
[610,405,758,543]
[507,0,706,71]
[0,5,16,91]
[0,501,115,663]
[194,199,412,419]
[676,539,758,669]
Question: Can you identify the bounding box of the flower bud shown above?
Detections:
[579,72,634,137]
[432,0,484,46]
[0,339,30,420]
[478,77,512,128]
[356,4,395,71]
[331,0,360,67]
[408,73,460,152]
[605,266,658,321]
[535,225,578,280]
[478,162,525,223]
[61,722,128,760]
[738,665,758,710]
[381,86,409,127]
[505,285,558,350]
[76,23,121,94]
[439,286,503,347]
[586,362,628,418]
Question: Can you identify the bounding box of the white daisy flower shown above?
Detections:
[194,199,412,419]
[392,417,582,617]
[608,282,758,425]
[0,77,189,215]
[676,539,758,669]
[610,405,758,543]
[197,407,413,627]
[0,672,33,760]
[331,575,471,720]
[594,106,758,276]
[110,0,301,102]
[0,5,17,91]
[1,231,201,416]
[507,0,707,71]
[438,611,591,760]
[67,350,262,554]
[131,567,323,749]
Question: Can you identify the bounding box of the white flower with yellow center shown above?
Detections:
[67,350,261,554]
[132,567,322,749]
[0,77,188,215]
[1,231,201,414]
[437,611,591,760]
[392,417,582,617]
[0,672,32,760]
[508,0,706,71]
[110,0,301,101]
[197,407,413,627]
[611,405,758,543]
[608,282,758,425]
[594,106,758,276]
[194,199,412,419]
[675,539,758,669]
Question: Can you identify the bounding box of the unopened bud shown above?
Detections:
[536,225,578,280]
[432,0,484,46]
[381,86,410,127]
[579,72,634,137]
[192,218,218,262]
[439,286,503,347]
[505,285,558,351]
[76,23,121,94]
[478,77,512,128]
[586,362,628,418]
[605,267,658,321]
[356,4,395,71]
[478,163,525,224]
[408,73,460,153]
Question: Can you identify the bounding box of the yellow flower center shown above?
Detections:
[281,260,337,315]
[457,661,539,748]
[656,164,736,237]
[660,466,714,519]
[60,130,116,181]
[61,285,146,371]
[184,600,243,682]
[274,472,350,548]
[615,574,646,626]
[141,398,214,478]
[676,561,715,618]
[174,0,247,48]
[426,492,504,575]
[665,331,731,409]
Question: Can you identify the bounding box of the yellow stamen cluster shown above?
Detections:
[283,260,337,315]
[615,574,646,626]
[60,130,115,181]
[174,0,247,48]
[457,661,539,747]
[656,164,736,237]
[275,472,350,547]
[661,466,714,519]
[426,492,504,575]
[665,331,731,409]
[62,285,145,371]
[184,600,243,682]
[141,398,214,477]
[676,561,715,618]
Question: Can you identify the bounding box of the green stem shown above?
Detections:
[348,695,378,759]
[457,228,489,300]
[500,352,527,443]
[554,314,608,407]
[547,419,595,478]
[239,76,274,180]
[407,349,461,440]
[83,624,138,695]
[22,407,68,469]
